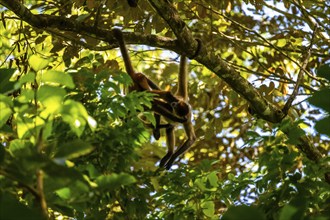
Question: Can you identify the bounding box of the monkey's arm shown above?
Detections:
[146,77,161,90]
[150,90,180,103]
[164,115,196,169]
[152,100,187,123]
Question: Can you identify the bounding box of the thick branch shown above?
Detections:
[0,0,177,50]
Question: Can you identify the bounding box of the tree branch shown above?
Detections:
[0,0,178,50]
[283,25,317,115]
[282,50,311,115]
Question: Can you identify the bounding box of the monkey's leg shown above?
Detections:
[159,124,175,168]
[152,113,161,140]
[165,120,196,169]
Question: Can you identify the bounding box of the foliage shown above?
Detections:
[0,0,329,219]
[309,64,330,137]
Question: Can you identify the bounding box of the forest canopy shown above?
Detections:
[0,0,329,219]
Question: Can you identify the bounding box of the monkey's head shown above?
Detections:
[171,100,190,117]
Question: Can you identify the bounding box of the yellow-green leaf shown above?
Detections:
[41,70,75,89]
[277,39,287,48]
[28,55,49,71]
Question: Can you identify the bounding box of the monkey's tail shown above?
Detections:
[112,28,135,75]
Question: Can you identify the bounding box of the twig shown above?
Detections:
[93,0,107,28]
[208,7,323,83]
[282,25,317,115]
[45,28,116,51]
[36,169,48,218]
[35,118,48,217]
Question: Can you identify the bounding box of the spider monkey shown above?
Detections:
[113,28,195,169]
[157,56,196,169]
[112,28,188,128]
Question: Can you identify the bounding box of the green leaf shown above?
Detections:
[0,68,16,93]
[44,161,89,188]
[76,13,90,22]
[84,164,100,179]
[16,89,34,103]
[41,70,75,89]
[0,94,13,107]
[140,112,156,127]
[107,81,121,94]
[207,171,219,187]
[96,173,136,191]
[228,173,235,181]
[28,55,49,71]
[222,205,266,220]
[316,64,330,81]
[0,192,45,220]
[279,205,298,220]
[37,85,66,115]
[194,178,207,191]
[60,100,90,136]
[113,72,132,85]
[55,139,95,159]
[87,115,97,131]
[315,116,330,137]
[201,201,215,217]
[9,139,32,155]
[55,187,71,200]
[0,94,13,128]
[309,89,330,112]
[286,125,305,144]
[150,177,161,191]
[16,115,45,139]
[277,39,287,47]
[15,72,36,89]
